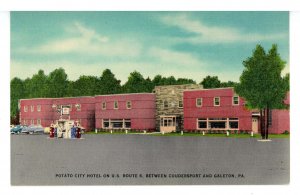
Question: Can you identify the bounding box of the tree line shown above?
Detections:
[11,68,235,121]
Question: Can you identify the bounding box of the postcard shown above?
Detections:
[10,11,290,185]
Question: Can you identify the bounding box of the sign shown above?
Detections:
[61,106,70,115]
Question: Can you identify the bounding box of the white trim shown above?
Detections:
[102,118,131,129]
[24,105,28,112]
[126,101,132,109]
[232,96,239,106]
[196,98,202,107]
[30,105,34,112]
[102,101,106,110]
[37,105,41,112]
[114,101,118,109]
[214,97,220,106]
[75,103,81,111]
[196,118,239,130]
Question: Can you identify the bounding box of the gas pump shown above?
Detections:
[76,127,81,139]
[49,126,54,138]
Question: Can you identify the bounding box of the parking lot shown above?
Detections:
[11,134,289,185]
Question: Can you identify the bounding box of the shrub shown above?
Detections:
[282,130,289,135]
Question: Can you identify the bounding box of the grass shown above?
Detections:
[85,131,289,138]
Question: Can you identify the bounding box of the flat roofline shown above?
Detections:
[184,87,234,92]
[20,96,95,101]
[154,84,202,88]
[95,92,154,97]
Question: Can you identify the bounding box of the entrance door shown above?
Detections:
[252,117,258,133]
[160,116,176,133]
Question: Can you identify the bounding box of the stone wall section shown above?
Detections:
[154,84,203,131]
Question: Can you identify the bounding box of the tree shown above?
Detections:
[235,44,288,139]
[177,78,196,85]
[98,69,121,94]
[10,77,25,123]
[45,68,69,98]
[72,75,100,96]
[220,81,238,88]
[123,71,147,93]
[200,76,221,88]
[26,70,48,98]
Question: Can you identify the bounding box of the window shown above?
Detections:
[233,96,239,105]
[102,119,131,129]
[125,119,131,128]
[24,120,27,125]
[37,119,41,125]
[31,119,34,125]
[31,105,34,112]
[37,105,41,112]
[160,116,176,127]
[196,98,202,107]
[102,102,106,110]
[164,100,168,108]
[114,101,118,109]
[229,118,239,129]
[75,104,81,111]
[178,100,183,108]
[103,119,109,128]
[214,97,220,106]
[197,118,207,129]
[24,106,28,112]
[126,101,132,109]
[268,109,272,126]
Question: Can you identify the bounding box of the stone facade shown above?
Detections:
[153,84,203,132]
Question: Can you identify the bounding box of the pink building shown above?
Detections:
[19,96,95,131]
[95,93,156,131]
[18,87,289,134]
[183,88,290,134]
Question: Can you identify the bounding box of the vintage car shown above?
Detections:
[10,125,27,134]
[21,125,44,134]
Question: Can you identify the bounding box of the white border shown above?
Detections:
[1,2,299,195]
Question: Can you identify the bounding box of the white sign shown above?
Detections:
[61,107,70,115]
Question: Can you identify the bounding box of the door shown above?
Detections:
[252,117,258,133]
[160,116,176,133]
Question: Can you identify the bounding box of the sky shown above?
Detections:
[11,11,289,84]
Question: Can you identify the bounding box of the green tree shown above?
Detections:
[220,81,238,88]
[45,68,69,98]
[123,71,147,93]
[152,75,163,86]
[10,77,25,123]
[235,44,288,139]
[98,69,121,94]
[72,75,100,96]
[177,78,196,85]
[200,75,221,88]
[26,70,48,98]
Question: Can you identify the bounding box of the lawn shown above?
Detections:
[85,131,289,138]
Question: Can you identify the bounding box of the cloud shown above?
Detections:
[17,22,141,58]
[161,14,287,44]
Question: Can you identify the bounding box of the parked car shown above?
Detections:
[21,125,44,134]
[44,127,51,134]
[10,125,27,134]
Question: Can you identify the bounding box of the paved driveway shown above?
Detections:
[11,134,289,185]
